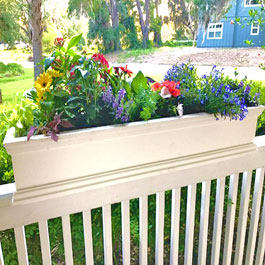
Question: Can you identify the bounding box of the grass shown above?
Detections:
[0,68,34,103]
[117,47,158,63]
[0,49,32,61]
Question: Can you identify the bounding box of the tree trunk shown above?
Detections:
[154,0,162,45]
[28,0,43,80]
[109,0,120,50]
[135,0,150,48]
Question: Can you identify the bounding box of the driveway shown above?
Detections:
[113,63,265,81]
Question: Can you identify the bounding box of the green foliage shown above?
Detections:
[250,80,265,135]
[236,3,265,31]
[129,71,159,121]
[0,0,23,46]
[42,25,59,53]
[0,62,24,78]
[119,0,140,49]
[163,40,194,47]
[68,0,139,52]
[0,97,35,184]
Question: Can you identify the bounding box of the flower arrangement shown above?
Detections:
[26,34,260,141]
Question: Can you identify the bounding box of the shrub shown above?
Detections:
[0,62,24,78]
[163,40,194,47]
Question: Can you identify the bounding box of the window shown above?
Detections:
[207,23,223,39]
[244,0,261,6]
[251,23,260,35]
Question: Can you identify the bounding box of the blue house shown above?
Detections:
[197,0,265,48]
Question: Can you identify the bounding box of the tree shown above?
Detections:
[68,0,122,52]
[109,0,120,50]
[168,0,231,42]
[135,0,150,48]
[28,0,43,79]
[119,0,140,49]
[0,0,23,46]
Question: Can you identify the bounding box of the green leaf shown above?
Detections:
[131,71,148,94]
[245,40,253,46]
[44,57,55,71]
[53,90,68,98]
[67,33,83,51]
[64,109,76,119]
[71,55,82,64]
[122,80,132,97]
[67,49,77,57]
[67,97,80,104]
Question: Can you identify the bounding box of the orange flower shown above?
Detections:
[152,82,162,91]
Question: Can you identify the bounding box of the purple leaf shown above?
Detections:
[50,131,59,142]
[60,120,73,128]
[27,126,36,141]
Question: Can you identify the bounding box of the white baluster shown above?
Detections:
[184,184,197,265]
[139,196,148,265]
[198,180,211,265]
[83,210,94,265]
[62,215,74,265]
[39,220,52,265]
[103,205,113,265]
[14,226,29,265]
[121,200,130,265]
[234,171,252,265]
[170,188,180,265]
[155,192,165,265]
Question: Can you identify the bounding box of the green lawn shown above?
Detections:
[0,68,34,103]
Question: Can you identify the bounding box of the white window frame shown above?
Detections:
[207,23,223,40]
[251,23,260,35]
[244,0,261,7]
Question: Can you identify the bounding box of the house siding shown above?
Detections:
[197,0,265,48]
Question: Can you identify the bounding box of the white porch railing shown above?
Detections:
[0,136,265,265]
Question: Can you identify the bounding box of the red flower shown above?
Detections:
[119,65,133,77]
[54,37,64,47]
[161,80,181,97]
[70,71,75,78]
[169,87,181,97]
[91,53,109,68]
[151,82,162,91]
[76,85,82,91]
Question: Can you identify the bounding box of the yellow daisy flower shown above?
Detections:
[47,69,64,78]
[34,73,52,103]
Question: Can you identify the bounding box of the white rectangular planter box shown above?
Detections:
[4,106,264,203]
